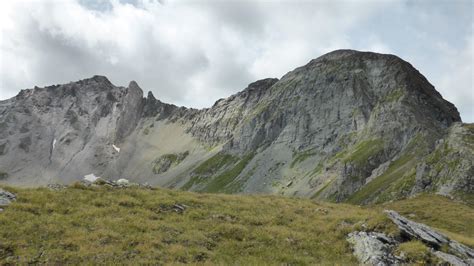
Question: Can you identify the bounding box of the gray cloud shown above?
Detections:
[0,0,472,121]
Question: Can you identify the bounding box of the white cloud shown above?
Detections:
[435,35,473,122]
[0,0,386,105]
[0,0,472,122]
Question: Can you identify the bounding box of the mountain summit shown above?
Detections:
[0,50,471,203]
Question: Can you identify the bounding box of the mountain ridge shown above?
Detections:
[0,49,471,204]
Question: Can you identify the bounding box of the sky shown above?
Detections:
[0,0,472,122]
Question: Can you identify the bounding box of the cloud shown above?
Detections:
[0,0,472,122]
[435,35,473,122]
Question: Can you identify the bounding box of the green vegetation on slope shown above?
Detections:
[310,178,334,199]
[347,153,416,204]
[200,153,255,193]
[183,153,255,193]
[463,124,474,148]
[152,151,189,175]
[346,133,433,204]
[290,149,317,168]
[383,88,405,103]
[395,240,436,264]
[192,153,238,176]
[181,153,239,191]
[334,138,384,167]
[0,186,472,264]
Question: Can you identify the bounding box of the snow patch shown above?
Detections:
[84,173,100,182]
[112,144,120,153]
[52,139,57,150]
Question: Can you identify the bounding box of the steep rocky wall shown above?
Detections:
[0,76,146,185]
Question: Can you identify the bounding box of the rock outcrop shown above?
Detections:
[0,188,16,208]
[0,49,471,203]
[386,210,474,265]
[412,123,474,197]
[348,211,474,265]
[347,231,403,265]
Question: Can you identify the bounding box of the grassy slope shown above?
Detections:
[0,186,472,264]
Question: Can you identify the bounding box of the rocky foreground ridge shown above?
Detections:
[0,49,472,203]
[348,210,474,265]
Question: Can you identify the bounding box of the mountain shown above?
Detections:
[0,49,471,203]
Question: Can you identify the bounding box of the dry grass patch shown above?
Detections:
[0,186,472,264]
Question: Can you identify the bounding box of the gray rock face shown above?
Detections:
[386,210,474,264]
[0,75,146,185]
[433,251,471,266]
[0,50,469,203]
[347,231,403,265]
[386,210,450,247]
[348,211,474,265]
[413,123,474,196]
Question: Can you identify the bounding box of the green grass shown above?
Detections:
[0,185,391,264]
[455,192,474,207]
[383,88,405,103]
[332,139,384,168]
[0,185,474,265]
[309,162,324,178]
[383,168,417,199]
[192,153,237,176]
[347,153,416,204]
[345,133,433,204]
[396,240,438,264]
[181,153,239,191]
[184,153,255,193]
[310,178,334,199]
[201,153,255,193]
[152,152,189,175]
[0,187,472,264]
[463,124,474,148]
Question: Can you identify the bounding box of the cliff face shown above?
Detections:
[0,76,145,185]
[0,50,470,203]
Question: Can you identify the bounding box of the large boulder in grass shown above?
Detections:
[386,210,474,265]
[347,231,403,265]
[0,188,16,206]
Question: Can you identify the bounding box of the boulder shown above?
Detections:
[347,231,403,265]
[433,251,470,266]
[0,188,16,206]
[385,210,474,264]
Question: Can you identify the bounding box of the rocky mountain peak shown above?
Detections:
[128,80,142,93]
[314,49,362,61]
[73,75,114,89]
[147,91,156,101]
[89,75,112,84]
[0,50,470,205]
[246,78,279,91]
